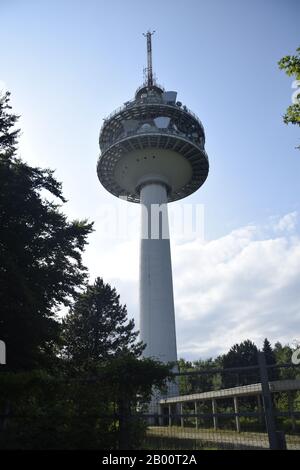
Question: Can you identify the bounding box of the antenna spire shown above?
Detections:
[143,30,155,88]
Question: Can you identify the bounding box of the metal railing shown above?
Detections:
[2,353,298,450]
[144,356,300,450]
[100,95,205,135]
[100,126,205,154]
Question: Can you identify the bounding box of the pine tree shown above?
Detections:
[0,91,19,157]
[262,338,276,365]
[221,340,259,386]
[62,277,144,369]
[0,91,93,371]
[263,338,278,380]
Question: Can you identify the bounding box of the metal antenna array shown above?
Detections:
[143,30,155,88]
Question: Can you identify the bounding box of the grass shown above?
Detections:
[144,425,300,450]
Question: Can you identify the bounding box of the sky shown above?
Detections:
[1,0,300,359]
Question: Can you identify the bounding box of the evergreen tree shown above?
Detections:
[262,338,279,381]
[62,277,144,369]
[0,91,19,156]
[222,340,258,368]
[0,91,93,371]
[221,340,259,387]
[262,338,277,365]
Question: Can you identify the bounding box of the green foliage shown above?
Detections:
[0,91,19,156]
[263,338,275,362]
[263,338,279,380]
[282,104,300,126]
[0,91,93,371]
[0,370,118,449]
[278,46,300,146]
[62,277,145,370]
[274,341,292,364]
[220,340,259,387]
[221,340,258,368]
[0,92,170,449]
[103,354,173,403]
[0,357,171,449]
[100,354,172,449]
[178,357,221,395]
[274,341,300,380]
[278,47,300,80]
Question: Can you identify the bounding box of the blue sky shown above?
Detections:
[1,0,300,359]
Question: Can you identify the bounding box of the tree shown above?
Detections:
[222,340,258,369]
[0,91,19,156]
[262,338,279,380]
[278,46,300,147]
[0,91,93,371]
[274,341,292,364]
[101,354,172,449]
[221,340,259,387]
[62,277,144,369]
[178,357,221,395]
[0,356,172,450]
[274,342,300,380]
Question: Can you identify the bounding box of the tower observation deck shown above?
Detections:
[97,32,209,366]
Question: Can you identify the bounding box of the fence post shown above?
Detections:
[118,395,131,450]
[168,404,172,427]
[180,403,184,428]
[233,396,241,433]
[257,351,278,450]
[212,398,218,431]
[0,401,10,432]
[276,431,287,450]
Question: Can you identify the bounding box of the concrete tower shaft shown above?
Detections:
[139,180,177,363]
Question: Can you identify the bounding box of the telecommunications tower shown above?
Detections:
[97,32,209,367]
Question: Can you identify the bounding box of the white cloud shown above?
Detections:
[274,211,298,232]
[84,211,300,361]
[173,212,300,359]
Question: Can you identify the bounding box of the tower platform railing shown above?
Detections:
[100,125,206,154]
[101,96,205,135]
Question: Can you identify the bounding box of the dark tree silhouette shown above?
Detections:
[62,277,144,369]
[262,338,279,380]
[0,91,93,371]
[221,340,258,387]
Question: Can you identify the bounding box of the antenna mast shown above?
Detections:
[143,30,155,88]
